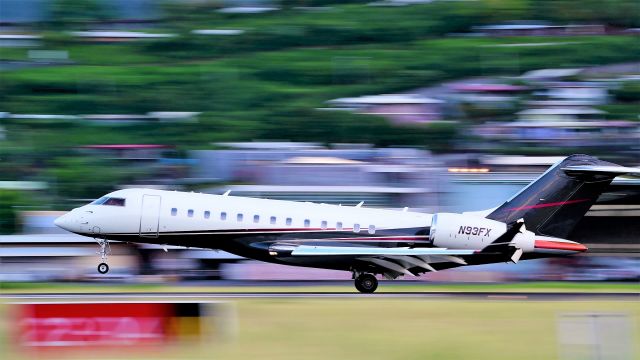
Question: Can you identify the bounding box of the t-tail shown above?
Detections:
[486,154,640,239]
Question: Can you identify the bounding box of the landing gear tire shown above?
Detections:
[95,237,111,275]
[355,273,378,293]
[97,262,109,274]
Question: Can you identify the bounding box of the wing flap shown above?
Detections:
[289,245,475,256]
[358,257,415,277]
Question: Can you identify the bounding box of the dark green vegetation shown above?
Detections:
[0,190,24,233]
[1,0,639,206]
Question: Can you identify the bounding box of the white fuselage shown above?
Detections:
[56,188,432,240]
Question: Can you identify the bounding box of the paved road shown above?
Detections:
[3,291,638,301]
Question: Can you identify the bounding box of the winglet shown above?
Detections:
[562,165,640,177]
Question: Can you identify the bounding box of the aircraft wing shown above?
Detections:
[270,245,475,278]
[289,245,476,257]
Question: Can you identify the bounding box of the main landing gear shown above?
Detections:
[96,238,111,274]
[354,273,378,293]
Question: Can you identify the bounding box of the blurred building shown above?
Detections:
[325,94,444,124]
[447,83,528,110]
[472,23,606,37]
[191,142,442,209]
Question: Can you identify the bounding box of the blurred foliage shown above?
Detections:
[0,190,24,234]
[599,104,640,121]
[49,0,114,29]
[45,157,143,199]
[612,81,640,103]
[459,103,519,123]
[531,0,640,28]
[1,0,639,202]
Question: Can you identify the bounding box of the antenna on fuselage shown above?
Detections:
[222,190,231,196]
[355,201,364,208]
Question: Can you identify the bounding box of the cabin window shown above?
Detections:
[171,208,177,216]
[221,212,227,221]
[204,211,210,219]
[304,219,310,228]
[286,218,292,226]
[188,209,194,218]
[336,222,343,231]
[321,221,327,230]
[368,225,375,234]
[253,215,260,223]
[270,216,277,225]
[237,213,243,222]
[353,223,360,233]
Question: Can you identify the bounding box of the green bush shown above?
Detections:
[612,81,640,103]
[0,190,23,234]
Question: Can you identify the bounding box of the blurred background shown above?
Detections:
[0,0,639,283]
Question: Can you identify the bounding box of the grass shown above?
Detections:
[211,299,640,360]
[1,281,638,294]
[1,297,638,359]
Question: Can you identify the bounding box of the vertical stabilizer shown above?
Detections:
[486,154,622,238]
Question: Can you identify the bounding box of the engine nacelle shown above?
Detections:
[429,213,534,252]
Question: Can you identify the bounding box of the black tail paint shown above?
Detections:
[486,154,621,238]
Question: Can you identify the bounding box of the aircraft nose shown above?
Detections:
[54,213,74,232]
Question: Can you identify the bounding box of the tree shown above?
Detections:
[46,157,139,200]
[49,0,113,29]
[0,190,23,234]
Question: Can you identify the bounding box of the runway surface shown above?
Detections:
[3,291,639,301]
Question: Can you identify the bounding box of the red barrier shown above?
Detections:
[15,302,211,350]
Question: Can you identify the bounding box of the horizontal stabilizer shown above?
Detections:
[290,245,475,256]
[487,219,524,247]
[562,165,640,177]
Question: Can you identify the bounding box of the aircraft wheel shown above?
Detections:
[97,263,109,274]
[355,273,378,293]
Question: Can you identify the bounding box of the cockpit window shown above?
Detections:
[91,197,126,207]
[104,197,126,206]
[90,197,108,205]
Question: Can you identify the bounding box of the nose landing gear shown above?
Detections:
[96,238,111,274]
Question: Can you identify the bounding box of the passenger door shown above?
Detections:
[139,194,161,238]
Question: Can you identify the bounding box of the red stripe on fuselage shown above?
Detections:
[508,198,589,211]
[534,240,587,252]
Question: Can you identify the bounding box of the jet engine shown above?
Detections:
[429,213,534,252]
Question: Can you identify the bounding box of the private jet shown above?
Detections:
[55,154,639,292]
